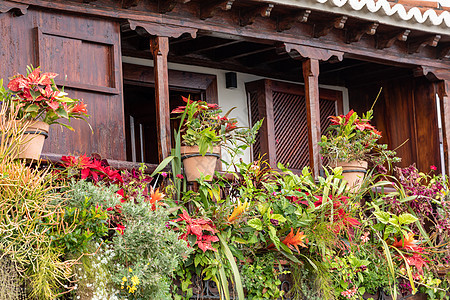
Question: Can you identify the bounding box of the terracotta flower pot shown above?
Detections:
[181,146,220,182]
[16,121,49,161]
[331,160,368,192]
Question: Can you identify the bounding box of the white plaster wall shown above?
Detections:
[122,56,349,164]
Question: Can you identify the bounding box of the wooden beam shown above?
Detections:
[200,0,235,20]
[158,0,192,13]
[314,16,348,38]
[150,36,171,161]
[277,10,311,32]
[122,0,141,9]
[408,34,441,54]
[376,29,410,50]
[302,58,321,178]
[240,4,274,27]
[346,22,379,43]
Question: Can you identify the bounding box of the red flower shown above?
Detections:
[116,223,125,235]
[226,121,237,131]
[176,174,184,179]
[430,165,437,171]
[71,101,88,114]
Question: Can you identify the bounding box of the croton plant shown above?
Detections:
[4,65,89,130]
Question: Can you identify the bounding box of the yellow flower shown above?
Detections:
[129,285,137,294]
[122,276,127,282]
[228,200,249,223]
[128,267,133,273]
[131,275,140,286]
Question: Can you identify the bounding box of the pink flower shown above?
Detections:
[430,165,437,171]
[176,174,184,179]
[116,223,125,235]
[361,232,370,243]
[161,172,168,178]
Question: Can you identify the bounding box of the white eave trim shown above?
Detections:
[264,0,450,35]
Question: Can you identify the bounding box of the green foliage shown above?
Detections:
[111,201,191,299]
[241,253,288,300]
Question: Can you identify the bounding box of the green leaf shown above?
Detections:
[55,106,69,119]
[373,211,390,224]
[150,155,174,177]
[25,104,39,113]
[270,214,286,223]
[248,218,263,231]
[398,213,418,225]
[268,226,280,250]
[217,233,245,300]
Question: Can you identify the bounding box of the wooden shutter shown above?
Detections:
[0,8,125,160]
[246,79,343,172]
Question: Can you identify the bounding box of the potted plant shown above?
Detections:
[318,109,399,190]
[2,65,89,160]
[172,96,259,182]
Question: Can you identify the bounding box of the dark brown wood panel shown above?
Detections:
[0,8,126,160]
[349,76,440,172]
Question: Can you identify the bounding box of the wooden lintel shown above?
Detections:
[346,22,379,43]
[284,43,344,62]
[438,44,450,60]
[150,36,171,161]
[408,34,441,54]
[0,1,28,15]
[377,29,411,50]
[128,19,197,38]
[313,16,348,38]
[303,58,321,178]
[240,4,274,27]
[82,0,97,3]
[200,0,235,20]
[277,10,311,32]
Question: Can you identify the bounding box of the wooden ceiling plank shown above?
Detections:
[122,0,141,9]
[200,0,235,20]
[346,22,379,43]
[313,16,348,38]
[277,10,311,32]
[438,44,450,60]
[158,0,192,13]
[377,29,411,50]
[240,4,274,27]
[408,34,441,54]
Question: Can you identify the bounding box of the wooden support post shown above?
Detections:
[150,36,171,162]
[439,80,450,175]
[302,58,321,178]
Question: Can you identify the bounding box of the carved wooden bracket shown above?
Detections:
[419,66,450,82]
[277,10,311,32]
[122,0,141,9]
[376,29,410,50]
[408,34,441,54]
[240,4,274,26]
[0,1,28,15]
[158,0,191,13]
[127,19,197,38]
[346,22,379,43]
[283,43,344,62]
[313,16,347,38]
[200,0,235,20]
[438,44,450,60]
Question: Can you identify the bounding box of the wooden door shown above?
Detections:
[0,7,125,160]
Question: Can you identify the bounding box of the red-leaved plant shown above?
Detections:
[6,65,89,130]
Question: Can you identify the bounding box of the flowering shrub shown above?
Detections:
[5,65,88,129]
